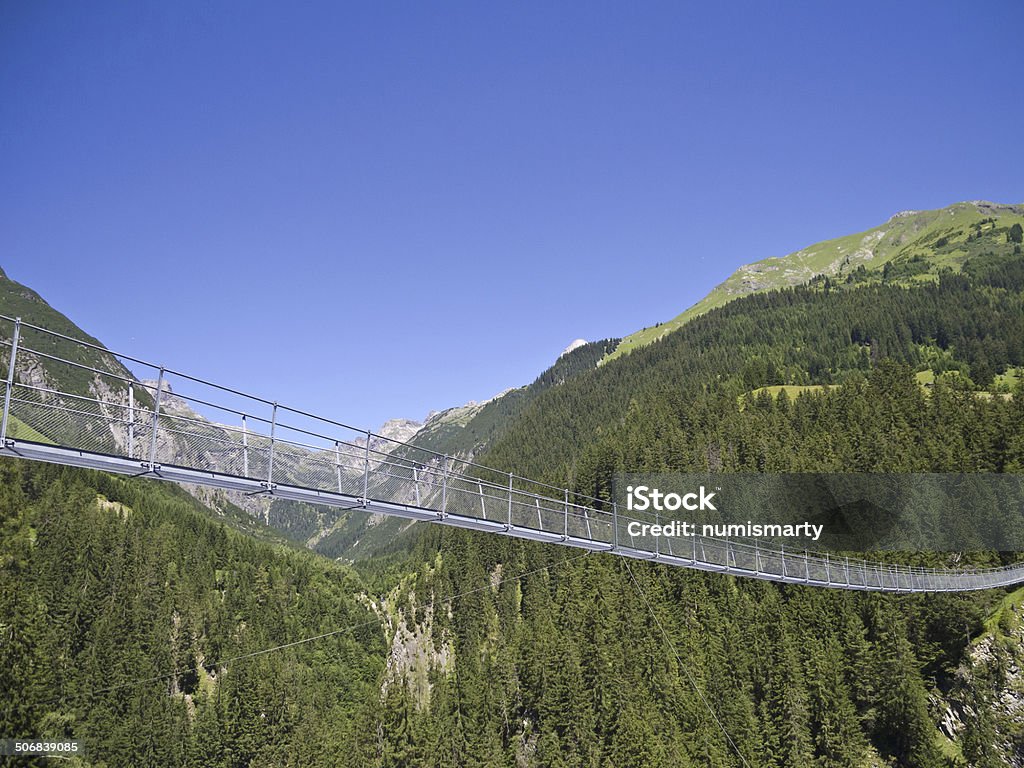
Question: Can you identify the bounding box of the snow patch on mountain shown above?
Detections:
[560,339,588,358]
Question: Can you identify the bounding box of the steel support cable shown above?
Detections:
[42,549,594,707]
[622,559,753,768]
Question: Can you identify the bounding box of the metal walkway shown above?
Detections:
[1,313,1022,593]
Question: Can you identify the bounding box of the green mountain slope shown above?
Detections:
[406,337,621,460]
[483,246,1024,486]
[0,267,141,404]
[605,200,1024,363]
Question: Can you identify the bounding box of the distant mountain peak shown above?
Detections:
[888,209,921,221]
[377,418,423,444]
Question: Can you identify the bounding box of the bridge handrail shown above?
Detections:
[3,312,1024,592]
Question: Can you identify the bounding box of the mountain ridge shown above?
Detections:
[604,200,1024,363]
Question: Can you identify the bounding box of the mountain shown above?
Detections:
[0,266,141,404]
[4,201,1024,765]
[604,200,1024,363]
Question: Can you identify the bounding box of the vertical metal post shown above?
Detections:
[825,552,830,584]
[613,500,619,550]
[845,556,850,587]
[781,544,787,579]
[362,430,370,502]
[334,441,343,493]
[242,415,249,477]
[478,481,486,519]
[147,367,165,467]
[413,466,421,506]
[804,550,810,583]
[563,488,569,539]
[507,472,513,528]
[654,509,660,557]
[1,317,22,446]
[441,455,449,517]
[754,541,760,574]
[127,382,135,458]
[535,497,542,529]
[267,402,278,486]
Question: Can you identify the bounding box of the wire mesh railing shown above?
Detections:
[1,312,1023,592]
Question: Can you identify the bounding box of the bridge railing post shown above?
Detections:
[267,402,278,487]
[441,455,449,518]
[127,382,135,458]
[507,472,513,528]
[334,440,343,493]
[361,429,370,504]
[147,367,165,467]
[242,414,249,477]
[612,501,618,550]
[1,317,22,446]
[563,489,569,539]
[655,510,660,558]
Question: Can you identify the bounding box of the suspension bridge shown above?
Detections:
[1,313,1022,593]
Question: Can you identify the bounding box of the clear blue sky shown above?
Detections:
[2,1,1022,429]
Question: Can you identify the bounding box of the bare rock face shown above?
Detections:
[379,587,452,711]
[941,606,1024,766]
[377,417,423,445]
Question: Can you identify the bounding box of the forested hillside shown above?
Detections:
[0,461,386,766]
[353,233,1024,766]
[485,248,1024,487]
[4,455,1020,768]
[370,523,1019,768]
[364,364,1024,768]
